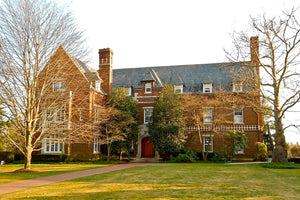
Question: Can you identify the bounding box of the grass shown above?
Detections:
[0,163,110,184]
[1,163,300,199]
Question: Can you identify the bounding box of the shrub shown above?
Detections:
[175,153,196,163]
[254,142,268,161]
[196,152,215,161]
[212,152,226,163]
[0,152,15,163]
[65,152,92,162]
[288,157,300,164]
[261,162,300,169]
[31,154,66,162]
[288,143,300,158]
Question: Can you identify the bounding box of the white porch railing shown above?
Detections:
[186,124,262,132]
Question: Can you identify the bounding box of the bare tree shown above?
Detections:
[226,9,300,162]
[0,0,89,169]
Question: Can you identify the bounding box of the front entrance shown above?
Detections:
[141,137,155,158]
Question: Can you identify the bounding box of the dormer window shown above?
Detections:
[203,83,212,93]
[174,85,183,94]
[53,81,66,92]
[145,83,152,94]
[233,82,243,93]
[95,81,101,91]
[124,87,132,96]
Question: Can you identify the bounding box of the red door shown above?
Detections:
[142,137,155,158]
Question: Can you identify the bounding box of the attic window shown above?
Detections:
[145,83,152,94]
[124,87,132,96]
[233,82,243,92]
[53,81,66,92]
[174,85,183,94]
[203,83,212,93]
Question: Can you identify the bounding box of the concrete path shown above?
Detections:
[0,163,144,195]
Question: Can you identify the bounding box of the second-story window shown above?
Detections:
[56,107,65,122]
[53,81,66,92]
[203,83,212,93]
[203,108,213,124]
[144,107,153,124]
[234,110,243,124]
[145,83,152,94]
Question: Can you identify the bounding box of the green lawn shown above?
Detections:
[1,163,299,199]
[0,163,110,184]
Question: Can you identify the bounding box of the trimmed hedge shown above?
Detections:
[32,154,66,162]
[288,157,300,164]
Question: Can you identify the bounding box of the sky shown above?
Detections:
[65,0,300,143]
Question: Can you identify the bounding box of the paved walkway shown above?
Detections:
[0,163,144,195]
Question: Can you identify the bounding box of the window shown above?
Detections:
[95,81,101,91]
[203,136,213,152]
[203,109,213,124]
[234,137,244,154]
[124,87,132,96]
[93,137,101,153]
[56,108,65,122]
[174,85,183,94]
[145,83,152,94]
[53,81,66,92]
[234,110,243,124]
[233,83,243,92]
[144,107,153,124]
[94,108,100,122]
[203,83,212,93]
[79,109,83,121]
[43,135,63,154]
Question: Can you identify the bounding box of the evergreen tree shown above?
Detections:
[149,84,186,155]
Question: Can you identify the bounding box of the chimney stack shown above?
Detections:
[99,48,113,94]
[250,36,259,65]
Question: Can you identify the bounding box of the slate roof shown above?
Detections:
[112,62,249,92]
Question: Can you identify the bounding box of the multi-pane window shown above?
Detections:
[203,109,213,124]
[124,87,132,96]
[233,83,243,92]
[234,110,243,124]
[93,137,101,153]
[174,85,183,94]
[145,83,152,94]
[144,107,153,124]
[203,83,212,93]
[53,81,66,92]
[56,108,65,122]
[43,135,63,153]
[234,137,245,154]
[95,81,101,91]
[203,136,213,152]
[94,108,101,122]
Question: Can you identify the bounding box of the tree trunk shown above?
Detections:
[107,143,111,161]
[24,130,32,169]
[272,118,288,162]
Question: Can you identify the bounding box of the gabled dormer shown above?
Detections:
[141,71,156,94]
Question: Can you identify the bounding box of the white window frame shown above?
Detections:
[234,137,245,154]
[144,107,153,124]
[124,87,132,96]
[203,108,213,124]
[93,137,101,154]
[94,108,100,122]
[53,81,66,92]
[43,135,63,154]
[174,85,183,94]
[234,110,243,124]
[55,107,65,122]
[95,81,101,91]
[233,83,243,92]
[203,135,213,152]
[203,83,212,93]
[145,83,152,94]
[79,109,83,121]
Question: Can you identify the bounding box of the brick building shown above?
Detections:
[40,37,263,160]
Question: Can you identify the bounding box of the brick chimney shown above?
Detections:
[250,36,259,65]
[99,48,113,94]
